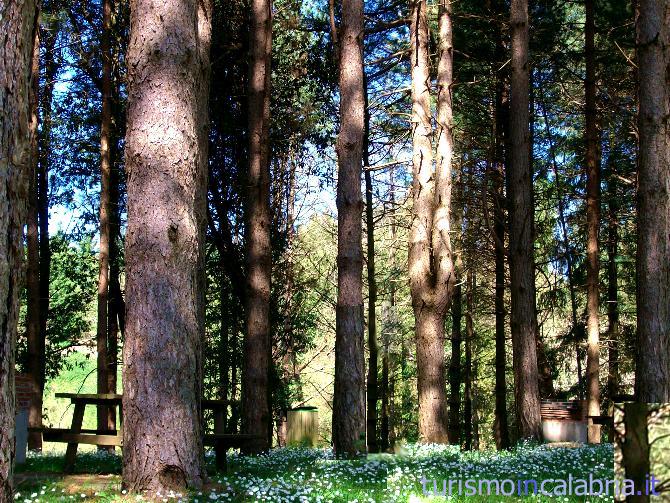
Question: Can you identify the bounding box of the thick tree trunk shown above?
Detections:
[122,0,211,492]
[635,0,670,402]
[448,282,461,445]
[415,309,450,443]
[26,25,42,452]
[408,0,455,445]
[0,0,37,498]
[584,0,601,443]
[96,0,113,450]
[242,0,272,454]
[507,0,542,440]
[363,70,379,454]
[621,403,650,503]
[333,0,366,457]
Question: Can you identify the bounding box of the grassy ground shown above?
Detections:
[14,442,614,502]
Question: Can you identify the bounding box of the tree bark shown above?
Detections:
[242,0,272,454]
[0,0,37,498]
[584,0,601,444]
[26,23,42,452]
[621,403,650,503]
[122,0,211,492]
[333,0,366,457]
[363,71,379,454]
[635,0,670,403]
[507,0,542,440]
[408,0,455,445]
[97,0,113,450]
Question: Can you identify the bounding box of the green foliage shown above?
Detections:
[18,234,97,380]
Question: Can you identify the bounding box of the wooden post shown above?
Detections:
[64,402,86,473]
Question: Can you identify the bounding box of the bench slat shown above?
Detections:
[52,433,123,447]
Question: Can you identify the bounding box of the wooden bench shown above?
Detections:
[33,393,261,473]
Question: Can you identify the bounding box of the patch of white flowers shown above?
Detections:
[17,442,613,502]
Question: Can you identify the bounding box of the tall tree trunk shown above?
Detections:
[380,300,390,451]
[122,0,211,492]
[448,280,462,445]
[606,159,619,442]
[38,19,58,400]
[584,0,601,443]
[242,0,272,454]
[463,269,474,450]
[635,0,670,402]
[97,0,113,449]
[492,9,510,449]
[621,403,650,503]
[364,75,379,454]
[408,0,456,445]
[0,0,37,497]
[507,0,542,440]
[215,277,229,460]
[380,165,398,451]
[333,0,366,457]
[26,23,42,452]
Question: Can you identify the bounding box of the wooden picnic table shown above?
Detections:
[31,393,259,473]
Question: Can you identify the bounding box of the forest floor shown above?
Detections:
[14,442,613,502]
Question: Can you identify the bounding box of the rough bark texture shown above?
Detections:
[621,403,650,503]
[584,0,601,443]
[26,24,43,452]
[635,0,670,403]
[242,0,272,454]
[0,0,37,498]
[97,0,113,449]
[122,0,211,493]
[408,0,455,445]
[333,0,366,457]
[507,0,542,440]
[363,73,379,454]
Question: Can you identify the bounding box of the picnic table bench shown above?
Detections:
[30,393,260,473]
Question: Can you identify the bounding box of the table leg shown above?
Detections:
[214,409,226,471]
[64,402,85,474]
[215,440,227,472]
[117,402,123,447]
